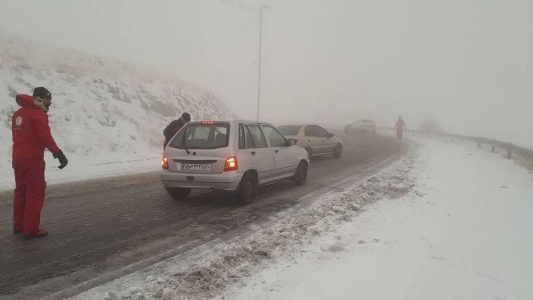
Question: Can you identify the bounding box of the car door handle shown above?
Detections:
[251,151,256,156]
[274,149,279,154]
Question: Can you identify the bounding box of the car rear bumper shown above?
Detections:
[160,170,243,191]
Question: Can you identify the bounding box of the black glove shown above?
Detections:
[53,151,68,169]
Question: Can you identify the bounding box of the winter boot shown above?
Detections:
[23,229,49,240]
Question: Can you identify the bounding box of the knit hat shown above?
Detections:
[182,112,191,122]
[33,87,52,100]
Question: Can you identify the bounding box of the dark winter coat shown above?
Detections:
[163,118,186,146]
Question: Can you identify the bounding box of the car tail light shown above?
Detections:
[161,156,169,170]
[201,121,215,125]
[224,156,238,171]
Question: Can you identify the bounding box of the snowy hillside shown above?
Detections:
[0,34,231,190]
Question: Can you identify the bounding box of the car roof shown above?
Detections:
[277,124,326,127]
[190,119,263,124]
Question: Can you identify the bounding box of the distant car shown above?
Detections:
[345,120,377,134]
[277,124,343,159]
[161,120,309,204]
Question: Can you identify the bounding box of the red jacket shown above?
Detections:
[12,94,61,166]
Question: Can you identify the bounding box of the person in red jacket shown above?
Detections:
[12,87,68,240]
[395,116,407,139]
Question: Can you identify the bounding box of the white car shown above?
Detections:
[345,120,377,134]
[277,124,343,159]
[161,120,309,204]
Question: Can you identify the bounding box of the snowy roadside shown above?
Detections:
[0,152,161,192]
[1,34,229,192]
[67,144,417,300]
[219,139,533,300]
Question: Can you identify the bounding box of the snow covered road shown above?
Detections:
[223,139,533,300]
[0,134,405,299]
[5,136,531,300]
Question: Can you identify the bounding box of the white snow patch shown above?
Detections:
[221,139,533,300]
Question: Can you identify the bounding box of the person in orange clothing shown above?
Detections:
[395,116,407,139]
[12,87,68,240]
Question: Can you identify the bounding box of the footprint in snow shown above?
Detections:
[327,244,344,253]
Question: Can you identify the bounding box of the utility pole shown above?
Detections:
[256,6,267,121]
[225,3,269,121]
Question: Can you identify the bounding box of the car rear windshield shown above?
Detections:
[277,125,301,136]
[169,123,230,149]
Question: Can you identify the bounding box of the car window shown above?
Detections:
[189,126,210,140]
[277,125,301,136]
[244,126,255,148]
[170,123,229,149]
[245,125,268,148]
[304,125,316,137]
[262,125,288,147]
[315,126,330,137]
[305,125,327,137]
[239,123,245,149]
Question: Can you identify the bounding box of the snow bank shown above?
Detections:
[222,139,533,300]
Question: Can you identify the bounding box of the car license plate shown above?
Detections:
[182,163,211,172]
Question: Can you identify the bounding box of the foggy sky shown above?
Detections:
[1,0,532,147]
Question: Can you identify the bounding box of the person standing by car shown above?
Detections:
[12,87,68,240]
[163,112,191,147]
[395,116,407,139]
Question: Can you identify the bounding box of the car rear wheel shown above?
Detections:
[292,161,308,186]
[333,144,342,159]
[238,174,257,204]
[165,187,191,200]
